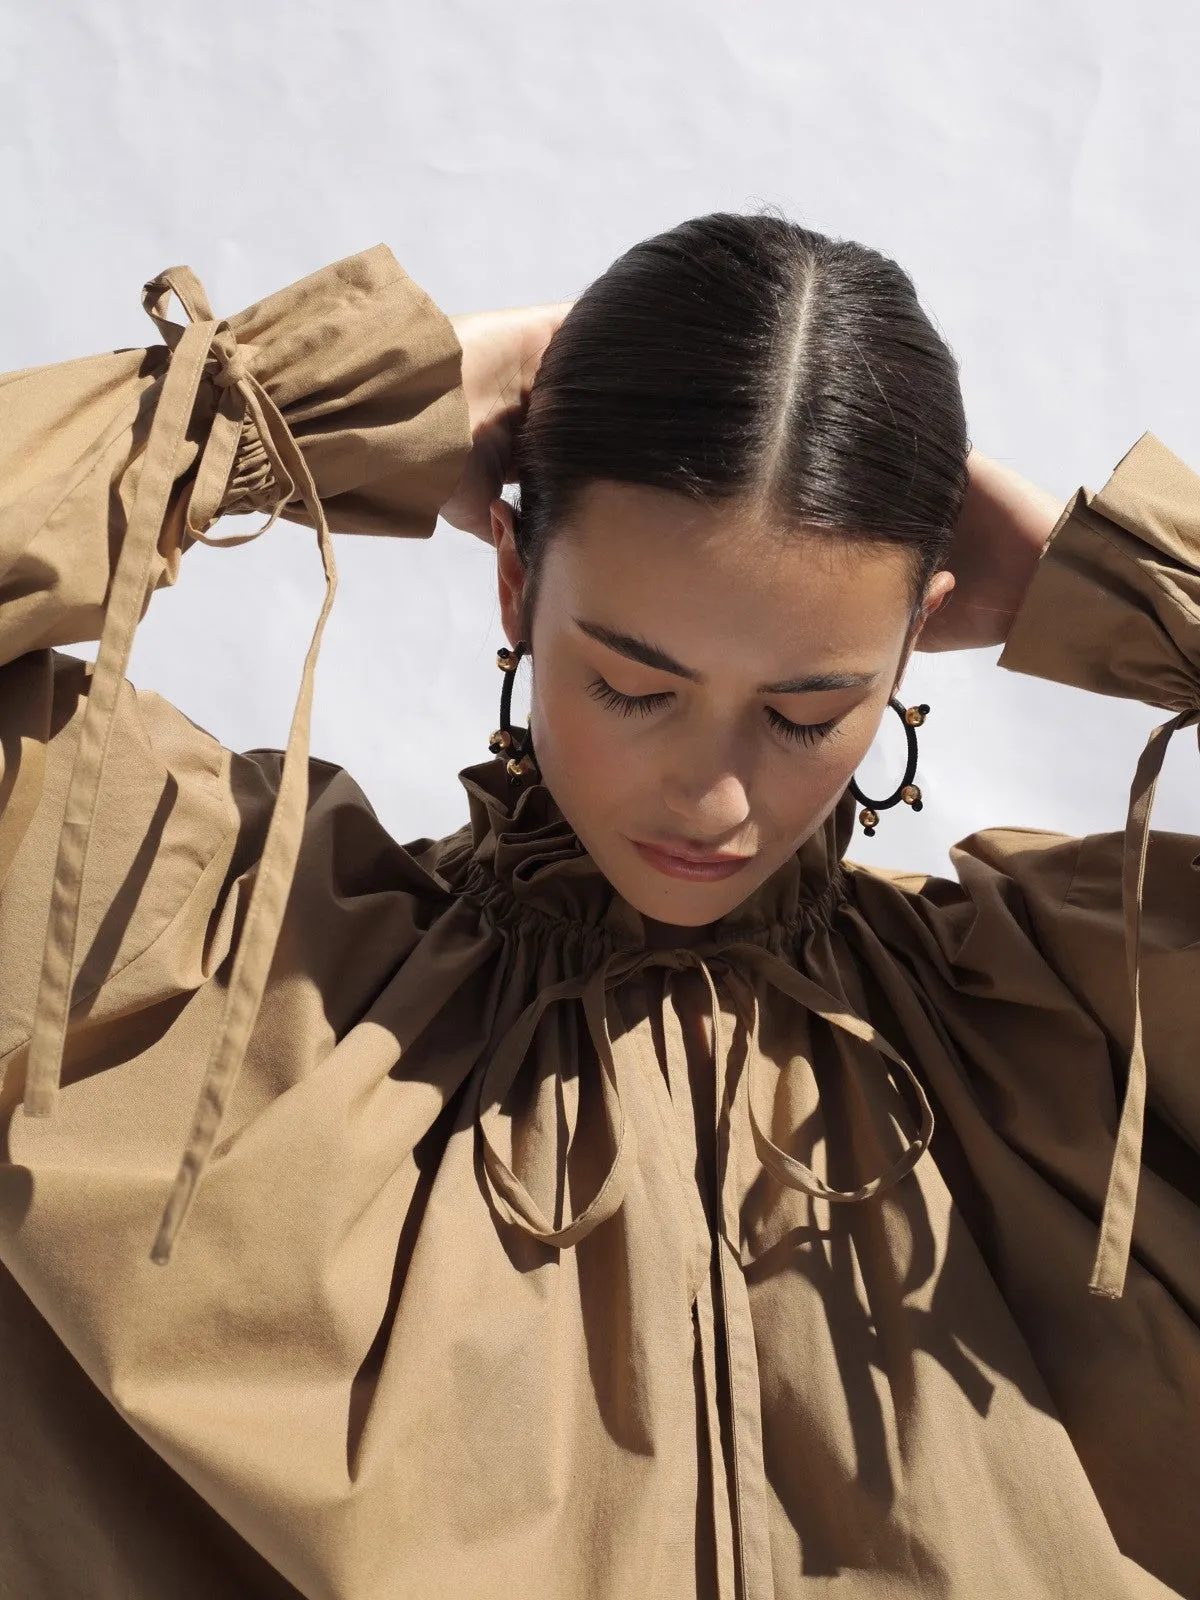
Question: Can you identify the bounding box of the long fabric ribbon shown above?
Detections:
[24,266,339,1266]
[1089,707,1200,1298]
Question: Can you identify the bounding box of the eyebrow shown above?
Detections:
[573,618,879,695]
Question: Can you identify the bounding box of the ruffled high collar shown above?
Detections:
[456,756,854,949]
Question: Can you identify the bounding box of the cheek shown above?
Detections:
[753,712,879,845]
[753,754,847,842]
[531,671,648,820]
[534,662,677,803]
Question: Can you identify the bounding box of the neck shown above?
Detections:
[643,917,714,951]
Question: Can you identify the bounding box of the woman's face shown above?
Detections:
[492,482,953,935]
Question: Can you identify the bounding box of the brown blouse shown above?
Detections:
[0,247,1197,1600]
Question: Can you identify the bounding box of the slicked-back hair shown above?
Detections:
[511,212,970,634]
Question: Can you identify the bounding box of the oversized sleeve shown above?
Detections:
[906,434,1199,1300]
[0,247,471,1261]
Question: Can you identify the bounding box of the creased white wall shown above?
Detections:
[3,0,1196,873]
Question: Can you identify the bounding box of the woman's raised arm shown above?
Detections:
[879,433,1200,1302]
[917,448,1064,654]
[0,247,473,670]
[0,245,568,1263]
[0,248,482,1260]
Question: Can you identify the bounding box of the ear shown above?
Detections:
[892,570,955,693]
[490,498,527,647]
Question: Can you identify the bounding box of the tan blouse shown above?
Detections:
[0,247,1197,1600]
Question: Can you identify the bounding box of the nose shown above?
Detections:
[660,764,751,838]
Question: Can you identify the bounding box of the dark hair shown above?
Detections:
[512,212,969,635]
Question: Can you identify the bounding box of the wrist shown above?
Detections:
[966,449,1062,554]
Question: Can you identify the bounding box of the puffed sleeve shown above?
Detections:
[0,248,471,1261]
[0,245,468,666]
[894,434,1200,1300]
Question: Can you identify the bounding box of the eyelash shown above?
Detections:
[585,678,840,748]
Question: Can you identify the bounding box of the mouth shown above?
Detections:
[629,838,756,882]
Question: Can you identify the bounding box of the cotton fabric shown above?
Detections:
[0,248,1197,1600]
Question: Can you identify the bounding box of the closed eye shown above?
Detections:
[765,706,840,747]
[586,678,673,718]
[587,677,840,747]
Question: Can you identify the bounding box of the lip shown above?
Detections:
[630,839,755,882]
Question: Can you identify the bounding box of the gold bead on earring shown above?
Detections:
[858,807,880,836]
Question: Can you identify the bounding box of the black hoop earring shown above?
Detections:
[848,699,929,836]
[489,642,540,781]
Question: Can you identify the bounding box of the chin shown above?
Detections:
[627,896,724,928]
[618,864,771,927]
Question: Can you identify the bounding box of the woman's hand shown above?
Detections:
[917,449,1065,652]
[439,302,572,541]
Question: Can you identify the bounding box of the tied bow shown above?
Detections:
[473,937,940,1600]
[474,938,940,1600]
[476,940,936,1250]
[24,267,338,1265]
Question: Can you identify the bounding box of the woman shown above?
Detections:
[0,215,1195,1600]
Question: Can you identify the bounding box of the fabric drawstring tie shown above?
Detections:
[1089,705,1200,1298]
[476,939,936,1248]
[24,265,338,1266]
[476,939,936,1600]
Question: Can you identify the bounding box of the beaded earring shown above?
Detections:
[488,641,540,780]
[849,699,929,836]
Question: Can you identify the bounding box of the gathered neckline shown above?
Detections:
[447,756,855,951]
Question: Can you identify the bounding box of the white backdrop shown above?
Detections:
[3,0,1197,873]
